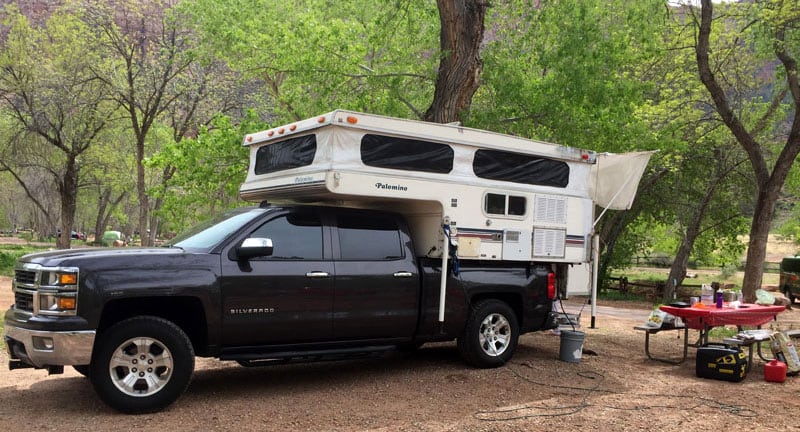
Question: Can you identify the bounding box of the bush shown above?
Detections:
[719,263,739,280]
[648,252,673,268]
[0,245,51,276]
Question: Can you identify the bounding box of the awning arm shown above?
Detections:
[592,170,640,228]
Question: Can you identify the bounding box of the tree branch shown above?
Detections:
[696,0,769,185]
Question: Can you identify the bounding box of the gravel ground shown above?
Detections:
[2,276,800,431]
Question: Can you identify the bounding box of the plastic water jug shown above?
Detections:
[700,284,714,306]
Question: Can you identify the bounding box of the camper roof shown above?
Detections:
[243,110,596,164]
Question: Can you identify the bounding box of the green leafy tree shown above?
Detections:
[0,4,115,248]
[79,125,136,244]
[87,0,197,246]
[146,113,261,231]
[694,0,800,301]
[186,0,439,122]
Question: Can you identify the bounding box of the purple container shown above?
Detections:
[715,291,723,308]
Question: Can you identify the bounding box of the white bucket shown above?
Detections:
[559,330,585,363]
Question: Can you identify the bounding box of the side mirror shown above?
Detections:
[236,238,274,260]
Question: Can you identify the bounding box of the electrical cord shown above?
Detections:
[474,362,758,421]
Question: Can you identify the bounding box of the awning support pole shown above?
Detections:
[439,220,450,323]
[591,233,599,329]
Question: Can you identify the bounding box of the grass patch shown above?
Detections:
[609,266,780,290]
[0,244,52,276]
[597,290,649,302]
[708,326,739,339]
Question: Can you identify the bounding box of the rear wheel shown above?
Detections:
[89,316,195,414]
[457,299,519,368]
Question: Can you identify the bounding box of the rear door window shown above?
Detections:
[336,214,404,260]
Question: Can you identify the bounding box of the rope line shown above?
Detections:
[474,362,758,421]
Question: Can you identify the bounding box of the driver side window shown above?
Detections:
[248,213,323,260]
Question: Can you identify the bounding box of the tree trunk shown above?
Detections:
[423,0,487,124]
[663,197,709,303]
[136,140,150,247]
[56,156,79,250]
[94,189,111,245]
[696,0,800,302]
[741,183,781,302]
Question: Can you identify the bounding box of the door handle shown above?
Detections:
[393,271,414,278]
[305,271,330,278]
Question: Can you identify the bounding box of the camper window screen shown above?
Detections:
[473,149,569,187]
[361,134,454,174]
[254,135,317,175]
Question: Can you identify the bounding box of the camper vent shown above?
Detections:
[532,228,566,258]
[534,195,567,224]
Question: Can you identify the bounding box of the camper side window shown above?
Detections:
[485,193,526,217]
[473,149,569,187]
[361,134,454,174]
[254,135,317,175]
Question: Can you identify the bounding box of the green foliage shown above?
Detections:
[185,0,439,121]
[146,113,260,231]
[0,0,797,278]
[474,0,664,151]
[597,290,649,303]
[0,245,51,276]
[719,263,739,280]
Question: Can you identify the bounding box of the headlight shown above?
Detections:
[29,265,80,316]
[43,271,79,287]
[38,292,78,313]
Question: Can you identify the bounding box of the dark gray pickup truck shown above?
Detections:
[5,205,559,413]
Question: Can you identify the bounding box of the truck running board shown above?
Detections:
[222,345,396,367]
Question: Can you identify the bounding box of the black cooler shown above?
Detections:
[695,343,749,382]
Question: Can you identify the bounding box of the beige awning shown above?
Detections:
[590,151,655,211]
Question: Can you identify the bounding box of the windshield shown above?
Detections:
[166,208,266,251]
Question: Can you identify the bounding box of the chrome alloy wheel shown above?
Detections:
[109,337,174,397]
[478,313,511,357]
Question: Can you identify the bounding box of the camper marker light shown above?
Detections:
[246,135,253,142]
[346,116,358,124]
[317,116,326,123]
[267,130,274,137]
[289,124,297,131]
[278,127,285,134]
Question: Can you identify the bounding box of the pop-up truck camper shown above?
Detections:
[240,110,652,324]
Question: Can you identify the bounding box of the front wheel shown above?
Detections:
[89,316,195,414]
[457,299,519,368]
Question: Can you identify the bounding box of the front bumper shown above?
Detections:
[5,324,95,368]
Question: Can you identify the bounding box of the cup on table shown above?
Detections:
[690,296,699,306]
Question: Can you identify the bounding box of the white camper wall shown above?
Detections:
[567,262,593,296]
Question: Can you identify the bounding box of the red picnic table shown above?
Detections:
[635,303,785,364]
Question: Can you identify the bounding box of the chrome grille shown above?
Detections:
[14,291,34,311]
[14,268,38,311]
[15,270,36,285]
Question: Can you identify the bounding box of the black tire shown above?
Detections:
[457,299,519,368]
[72,365,90,377]
[89,316,195,414]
